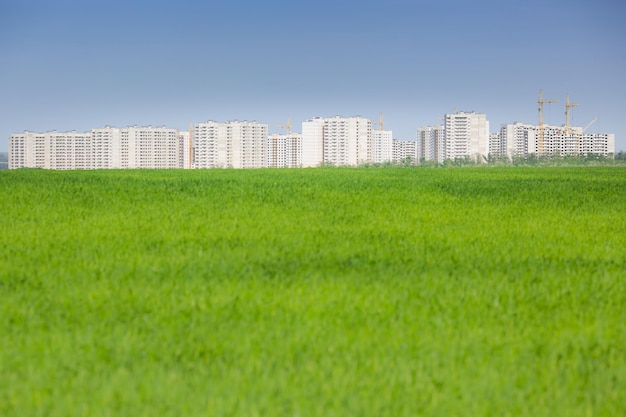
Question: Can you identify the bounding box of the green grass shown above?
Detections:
[1,167,625,416]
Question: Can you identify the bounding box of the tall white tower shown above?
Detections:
[444,111,489,161]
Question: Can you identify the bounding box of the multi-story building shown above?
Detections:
[267,133,302,168]
[10,126,185,170]
[179,130,193,169]
[417,124,445,163]
[579,133,614,156]
[301,116,373,167]
[372,129,393,164]
[497,122,536,158]
[194,120,268,169]
[392,139,417,165]
[9,130,92,170]
[91,126,181,169]
[445,111,489,161]
[496,123,613,158]
[301,118,325,167]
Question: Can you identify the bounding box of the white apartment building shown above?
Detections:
[417,125,445,163]
[179,130,193,169]
[445,111,489,161]
[496,123,614,157]
[92,126,181,169]
[392,140,417,164]
[372,129,393,164]
[10,126,186,170]
[536,125,614,156]
[301,118,325,167]
[579,133,614,156]
[489,132,501,157]
[194,120,268,169]
[497,122,537,158]
[301,116,373,167]
[267,133,302,168]
[9,131,92,170]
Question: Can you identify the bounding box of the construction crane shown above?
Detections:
[582,117,598,133]
[565,94,579,135]
[537,89,559,154]
[278,116,292,135]
[372,112,384,131]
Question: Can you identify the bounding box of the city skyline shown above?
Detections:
[1,0,625,152]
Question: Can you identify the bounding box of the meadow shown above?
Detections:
[1,166,625,416]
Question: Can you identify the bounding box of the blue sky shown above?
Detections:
[1,0,625,151]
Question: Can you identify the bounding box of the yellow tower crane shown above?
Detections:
[278,116,292,135]
[372,112,385,131]
[538,89,559,154]
[565,94,579,135]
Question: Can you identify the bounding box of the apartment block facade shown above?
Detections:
[445,112,489,161]
[301,116,373,167]
[267,133,302,168]
[194,121,268,169]
[417,125,445,163]
[10,126,186,170]
[392,140,417,164]
[372,130,393,164]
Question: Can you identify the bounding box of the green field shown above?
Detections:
[1,167,625,416]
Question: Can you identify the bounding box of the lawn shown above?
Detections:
[1,167,625,416]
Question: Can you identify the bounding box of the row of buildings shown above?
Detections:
[8,113,615,170]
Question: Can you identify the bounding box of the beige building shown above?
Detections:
[445,111,489,161]
[301,116,373,167]
[194,120,268,169]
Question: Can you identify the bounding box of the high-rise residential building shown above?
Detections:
[498,122,536,158]
[322,116,372,166]
[372,129,393,164]
[417,125,445,163]
[9,130,92,170]
[445,111,489,161]
[537,125,614,156]
[179,130,193,169]
[194,120,268,169]
[267,133,302,168]
[301,116,373,167]
[301,118,325,167]
[92,126,181,169]
[10,126,186,170]
[579,133,614,156]
[496,123,614,157]
[489,132,501,157]
[392,139,417,165]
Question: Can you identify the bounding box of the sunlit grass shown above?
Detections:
[1,167,625,416]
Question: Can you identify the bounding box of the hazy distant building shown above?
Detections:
[267,133,302,168]
[91,126,181,169]
[9,130,92,170]
[301,118,325,167]
[417,124,445,163]
[372,129,393,164]
[495,122,614,157]
[392,139,417,164]
[194,120,268,169]
[496,123,536,158]
[445,111,489,161]
[10,126,185,170]
[179,130,193,169]
[301,116,373,167]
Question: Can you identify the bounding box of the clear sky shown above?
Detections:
[1,0,625,152]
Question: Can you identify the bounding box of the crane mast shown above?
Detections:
[565,94,579,136]
[373,112,384,131]
[278,116,292,135]
[537,89,558,154]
